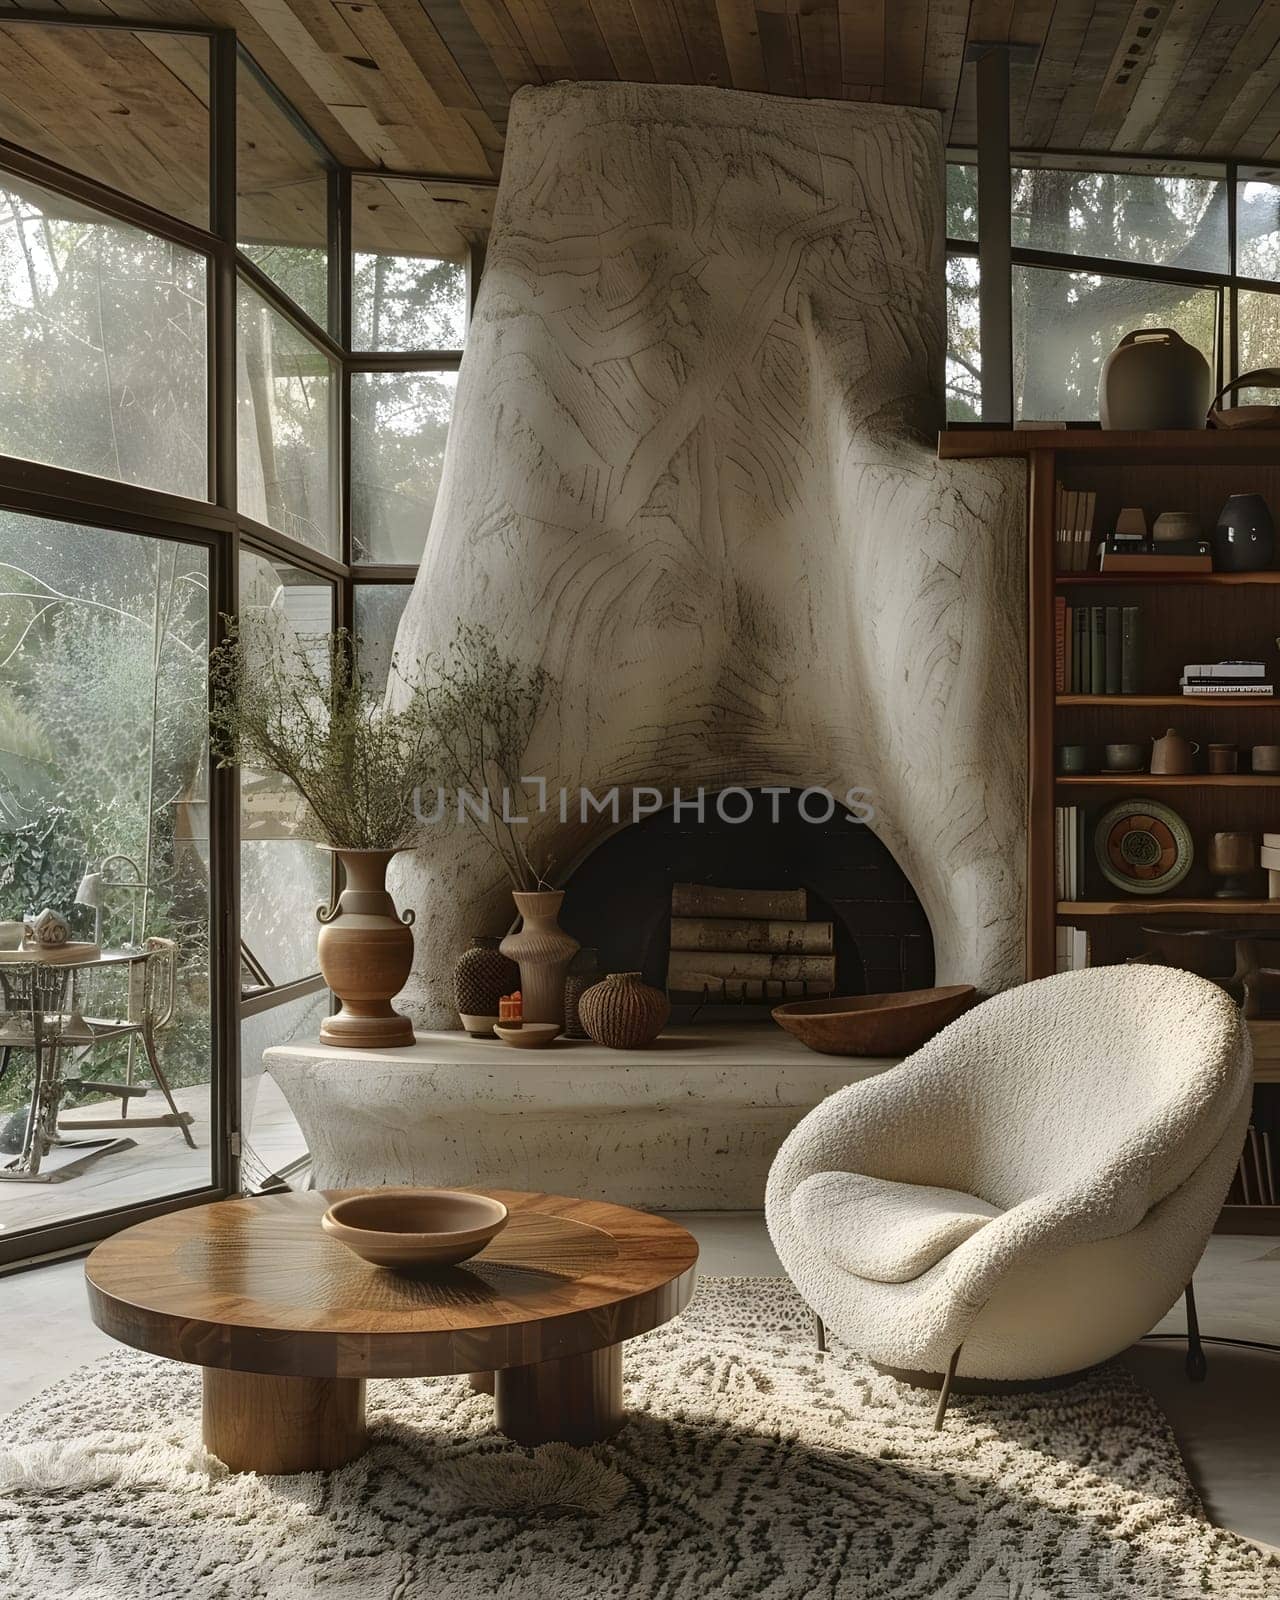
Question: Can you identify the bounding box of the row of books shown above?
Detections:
[1182,659,1273,698]
[1053,806,1086,900]
[1054,599,1141,695]
[1054,924,1091,973]
[1054,484,1097,573]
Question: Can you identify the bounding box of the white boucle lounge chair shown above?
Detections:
[766,966,1252,1425]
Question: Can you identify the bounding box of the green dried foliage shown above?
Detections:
[210,620,557,884]
[209,622,439,852]
[422,623,554,891]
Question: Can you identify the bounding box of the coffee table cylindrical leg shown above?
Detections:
[493,1343,623,1445]
[202,1369,367,1473]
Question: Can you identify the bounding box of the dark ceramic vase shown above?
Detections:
[1212,493,1275,572]
[453,935,519,1034]
[562,946,600,1040]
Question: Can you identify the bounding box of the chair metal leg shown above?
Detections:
[814,1311,827,1354]
[140,1026,197,1149]
[1184,1280,1207,1382]
[933,1345,963,1431]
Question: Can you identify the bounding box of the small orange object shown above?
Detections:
[498,990,523,1023]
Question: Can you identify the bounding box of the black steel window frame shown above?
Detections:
[944,149,1280,421]
[0,13,488,1265]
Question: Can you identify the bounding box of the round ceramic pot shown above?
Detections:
[578,971,671,1050]
[316,847,415,1048]
[1099,328,1211,430]
[500,890,579,1026]
[1212,493,1275,573]
[453,935,519,1035]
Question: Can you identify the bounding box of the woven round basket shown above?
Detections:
[578,971,671,1050]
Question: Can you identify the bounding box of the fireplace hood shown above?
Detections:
[389,81,1026,1027]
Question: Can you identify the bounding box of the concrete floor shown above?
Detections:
[1,1215,1276,1549]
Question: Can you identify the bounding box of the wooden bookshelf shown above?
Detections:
[943,426,1280,1233]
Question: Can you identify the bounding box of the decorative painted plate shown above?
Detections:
[1093,799,1194,896]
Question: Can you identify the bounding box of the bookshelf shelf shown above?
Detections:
[1057,899,1280,916]
[943,427,1280,1232]
[1057,694,1277,707]
[1055,572,1280,587]
[1056,774,1280,787]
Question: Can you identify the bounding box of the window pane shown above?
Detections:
[1237,178,1280,281]
[0,25,210,227]
[237,279,338,554]
[240,985,329,1191]
[237,51,330,330]
[354,584,413,691]
[0,511,212,1233]
[0,174,207,499]
[1012,165,1228,274]
[1237,289,1280,385]
[1013,264,1217,423]
[946,163,977,243]
[352,176,485,351]
[946,254,981,422]
[239,550,334,992]
[351,370,457,563]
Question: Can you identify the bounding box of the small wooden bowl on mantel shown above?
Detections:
[321,1188,509,1271]
[771,985,977,1058]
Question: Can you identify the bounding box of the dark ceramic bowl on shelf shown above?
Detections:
[772,985,977,1059]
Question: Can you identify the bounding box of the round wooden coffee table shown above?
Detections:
[85,1188,699,1473]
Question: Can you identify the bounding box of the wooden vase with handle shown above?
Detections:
[316,847,415,1048]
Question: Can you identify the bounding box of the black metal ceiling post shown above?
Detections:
[971,42,1014,426]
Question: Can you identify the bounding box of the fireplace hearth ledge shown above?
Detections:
[265,1026,897,1210]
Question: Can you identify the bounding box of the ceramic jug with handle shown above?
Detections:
[1150,728,1199,775]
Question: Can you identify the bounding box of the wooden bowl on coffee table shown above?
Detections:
[321,1188,508,1269]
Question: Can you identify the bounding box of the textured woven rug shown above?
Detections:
[1,1276,1276,1599]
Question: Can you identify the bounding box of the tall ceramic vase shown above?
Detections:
[316,847,416,1048]
[500,889,578,1026]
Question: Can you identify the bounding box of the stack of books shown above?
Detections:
[1053,805,1085,899]
[1099,537,1212,574]
[1181,661,1272,698]
[1054,484,1097,573]
[1055,925,1091,972]
[1055,598,1141,694]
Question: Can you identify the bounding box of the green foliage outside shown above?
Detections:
[945,165,1280,422]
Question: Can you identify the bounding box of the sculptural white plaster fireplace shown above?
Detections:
[385,80,1027,1033]
[268,82,1028,1209]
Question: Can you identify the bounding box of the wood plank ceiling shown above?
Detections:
[1,0,1279,214]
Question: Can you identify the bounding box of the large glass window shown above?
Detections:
[354,583,413,691]
[945,154,1266,424]
[238,550,334,995]
[351,370,457,563]
[1012,164,1227,273]
[0,174,207,498]
[1236,176,1280,282]
[0,25,211,228]
[237,279,338,554]
[0,20,480,1260]
[237,52,330,330]
[1013,265,1218,423]
[352,176,474,351]
[0,511,212,1224]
